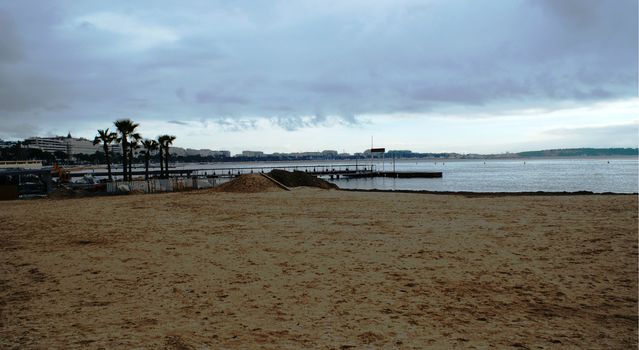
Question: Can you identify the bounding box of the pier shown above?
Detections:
[63,164,443,180]
[342,171,443,179]
[66,164,377,179]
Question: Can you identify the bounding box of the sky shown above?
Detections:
[0,0,637,154]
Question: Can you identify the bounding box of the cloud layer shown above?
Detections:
[0,0,636,150]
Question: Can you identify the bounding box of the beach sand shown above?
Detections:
[1,189,637,348]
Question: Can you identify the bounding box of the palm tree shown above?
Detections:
[141,139,159,180]
[114,119,139,181]
[157,135,168,178]
[128,133,142,180]
[164,135,176,179]
[159,135,176,179]
[93,129,117,181]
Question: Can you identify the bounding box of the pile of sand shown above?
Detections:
[214,174,284,193]
[268,169,338,189]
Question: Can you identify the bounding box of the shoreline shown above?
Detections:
[18,185,639,201]
[338,188,639,197]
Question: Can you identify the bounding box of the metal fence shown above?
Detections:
[106,177,218,194]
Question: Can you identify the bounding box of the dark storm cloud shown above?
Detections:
[0,0,636,139]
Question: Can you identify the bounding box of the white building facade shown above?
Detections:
[24,135,122,156]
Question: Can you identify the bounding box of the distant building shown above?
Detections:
[23,137,68,154]
[169,147,230,158]
[185,148,205,156]
[23,134,121,156]
[289,152,321,158]
[185,148,231,158]
[210,150,231,158]
[66,136,101,155]
[321,150,338,158]
[241,151,264,158]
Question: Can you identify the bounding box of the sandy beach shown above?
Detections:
[1,188,637,348]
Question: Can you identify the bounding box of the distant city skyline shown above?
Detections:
[0,1,637,154]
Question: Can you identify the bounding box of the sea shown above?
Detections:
[86,157,638,193]
[329,158,638,193]
[166,157,638,193]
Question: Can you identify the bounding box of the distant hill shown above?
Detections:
[516,148,638,158]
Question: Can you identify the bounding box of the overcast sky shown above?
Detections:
[0,0,637,154]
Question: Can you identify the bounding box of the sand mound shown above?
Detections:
[214,174,284,193]
[268,169,338,189]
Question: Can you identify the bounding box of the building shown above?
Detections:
[66,137,101,155]
[321,150,338,158]
[241,151,264,158]
[185,148,231,158]
[23,134,121,156]
[23,137,68,154]
[209,150,231,158]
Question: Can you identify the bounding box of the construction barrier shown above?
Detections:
[106,178,217,194]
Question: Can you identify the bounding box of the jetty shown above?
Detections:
[341,171,442,179]
[63,164,443,180]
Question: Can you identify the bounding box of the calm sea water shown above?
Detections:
[94,157,638,193]
[329,158,639,193]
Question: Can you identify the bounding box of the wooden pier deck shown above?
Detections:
[64,164,376,179]
[61,164,443,180]
[342,171,443,179]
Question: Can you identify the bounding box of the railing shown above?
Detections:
[0,160,43,168]
[188,164,377,177]
[106,177,220,194]
[68,164,377,179]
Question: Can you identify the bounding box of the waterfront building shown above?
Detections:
[211,150,231,158]
[241,151,264,158]
[321,150,338,158]
[23,134,122,156]
[187,149,231,158]
[178,148,231,158]
[66,136,101,155]
[23,137,68,154]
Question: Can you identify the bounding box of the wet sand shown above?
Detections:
[1,189,637,348]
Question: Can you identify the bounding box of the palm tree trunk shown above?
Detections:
[145,153,150,181]
[128,148,133,181]
[159,147,164,178]
[122,141,128,182]
[104,144,112,181]
[164,145,169,179]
